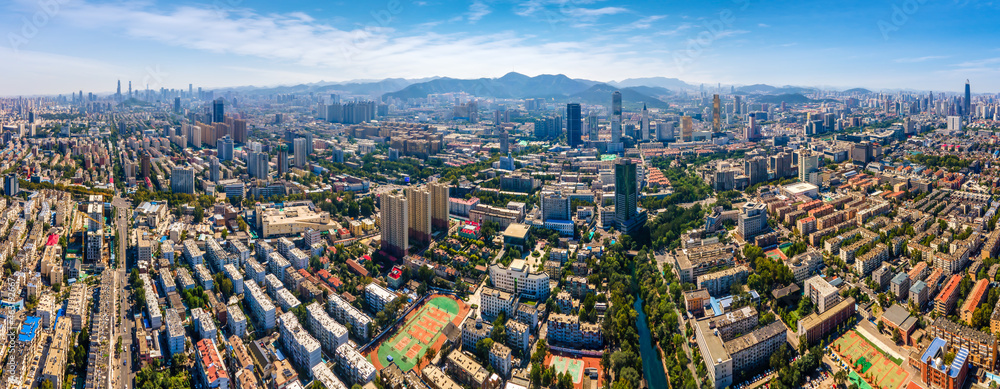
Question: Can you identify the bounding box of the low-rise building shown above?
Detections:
[334,343,377,385]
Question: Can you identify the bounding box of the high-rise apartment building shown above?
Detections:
[712,94,721,132]
[209,156,220,183]
[293,138,308,167]
[381,192,408,258]
[407,186,432,245]
[217,135,234,161]
[429,181,450,231]
[798,150,819,185]
[3,174,18,196]
[681,116,693,142]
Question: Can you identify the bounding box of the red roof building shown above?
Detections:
[196,338,229,389]
[960,279,990,323]
[388,266,405,289]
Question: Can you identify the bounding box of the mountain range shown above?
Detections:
[216,73,881,104]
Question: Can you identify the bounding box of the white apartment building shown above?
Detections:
[245,282,276,330]
[488,259,550,300]
[365,283,397,313]
[328,294,372,340]
[334,343,376,385]
[305,302,349,355]
[278,312,322,375]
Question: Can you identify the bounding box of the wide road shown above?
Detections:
[111,195,135,389]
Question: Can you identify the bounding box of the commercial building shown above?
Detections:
[673,243,736,284]
[255,202,338,238]
[737,202,768,241]
[171,167,195,194]
[614,158,647,235]
[488,259,550,300]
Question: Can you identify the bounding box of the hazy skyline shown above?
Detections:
[3,0,999,96]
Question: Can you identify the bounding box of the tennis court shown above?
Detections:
[371,295,466,372]
[832,331,908,389]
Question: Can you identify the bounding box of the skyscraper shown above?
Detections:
[566,103,582,148]
[381,192,409,258]
[217,135,234,161]
[277,145,289,176]
[734,95,742,115]
[964,80,971,117]
[213,98,225,123]
[3,174,18,196]
[798,150,819,185]
[293,138,308,167]
[712,94,721,132]
[680,116,694,142]
[232,119,247,143]
[407,187,432,245]
[611,91,623,145]
[209,156,220,183]
[141,152,151,178]
[587,113,599,141]
[540,191,571,222]
[429,181,450,231]
[499,128,509,155]
[116,80,121,101]
[170,168,195,194]
[641,104,650,141]
[614,158,647,235]
[174,97,181,113]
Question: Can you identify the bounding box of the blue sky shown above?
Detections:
[2,0,998,96]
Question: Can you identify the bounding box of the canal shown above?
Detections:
[635,297,668,389]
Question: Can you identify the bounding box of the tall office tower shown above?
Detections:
[128,81,132,98]
[540,191,571,222]
[641,104,650,141]
[964,80,971,117]
[587,113,599,141]
[209,156,220,183]
[141,152,151,178]
[232,119,247,143]
[170,168,195,194]
[566,103,582,148]
[407,187,432,245]
[744,157,768,186]
[680,116,694,142]
[304,132,314,155]
[734,95,742,115]
[217,135,234,161]
[213,98,225,123]
[615,158,647,235]
[712,94,721,132]
[3,174,18,196]
[745,116,759,141]
[174,97,181,113]
[277,145,289,176]
[499,128,509,155]
[656,122,675,141]
[248,151,269,180]
[769,152,793,179]
[611,91,623,144]
[116,80,121,101]
[380,192,409,258]
[27,111,34,124]
[293,138,308,167]
[797,150,819,185]
[189,84,193,97]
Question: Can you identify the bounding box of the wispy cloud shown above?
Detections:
[893,55,950,63]
[654,23,694,37]
[466,1,491,23]
[613,15,667,32]
[566,6,628,19]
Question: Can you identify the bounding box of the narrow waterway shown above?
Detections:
[635,297,668,389]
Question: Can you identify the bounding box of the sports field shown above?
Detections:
[543,352,603,389]
[370,295,467,372]
[832,331,908,389]
[549,356,584,383]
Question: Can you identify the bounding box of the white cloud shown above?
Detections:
[757,23,770,27]
[613,15,666,32]
[466,1,491,23]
